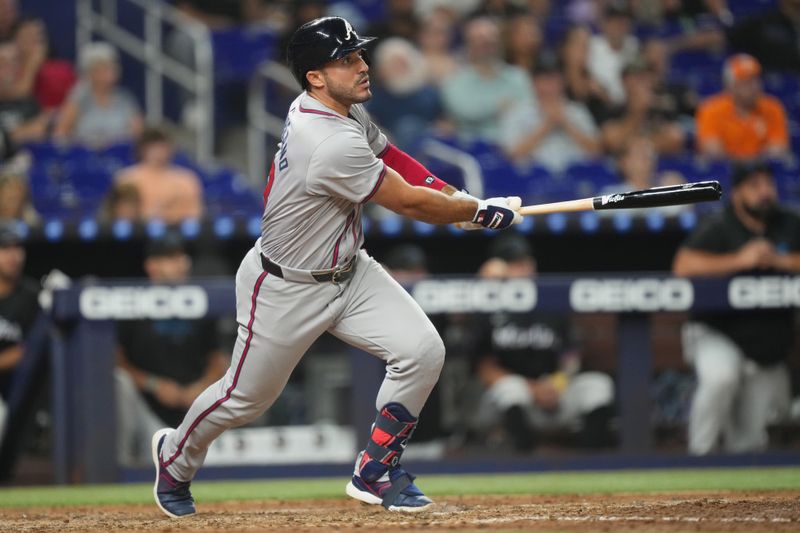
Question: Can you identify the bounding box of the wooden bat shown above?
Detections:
[519,181,722,216]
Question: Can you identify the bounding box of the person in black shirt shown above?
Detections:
[0,223,40,403]
[0,222,41,481]
[115,232,227,466]
[727,0,800,73]
[473,236,615,451]
[673,160,798,455]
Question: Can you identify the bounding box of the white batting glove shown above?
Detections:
[472,196,523,230]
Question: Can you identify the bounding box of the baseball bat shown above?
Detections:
[518,180,722,216]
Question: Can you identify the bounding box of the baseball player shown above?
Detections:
[151,17,522,517]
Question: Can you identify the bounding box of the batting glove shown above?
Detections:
[472,196,523,230]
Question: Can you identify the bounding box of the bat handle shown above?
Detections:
[518,198,595,216]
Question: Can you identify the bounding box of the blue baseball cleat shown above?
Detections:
[151,428,196,518]
[345,451,434,512]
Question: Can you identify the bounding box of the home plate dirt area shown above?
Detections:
[2,491,799,532]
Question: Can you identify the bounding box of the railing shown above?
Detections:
[76,0,214,163]
[246,61,484,194]
[49,273,800,483]
[247,61,300,185]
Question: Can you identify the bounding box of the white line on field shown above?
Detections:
[416,514,794,526]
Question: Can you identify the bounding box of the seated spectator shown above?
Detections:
[601,59,686,155]
[115,232,226,465]
[727,0,800,73]
[367,38,442,150]
[54,42,143,148]
[673,161,796,455]
[504,13,543,74]
[0,222,41,481]
[560,25,612,124]
[500,52,600,172]
[115,127,203,224]
[642,37,698,122]
[367,0,418,41]
[98,181,142,224]
[473,235,615,451]
[0,43,49,144]
[0,173,38,225]
[417,9,458,85]
[13,17,76,110]
[587,1,639,106]
[441,17,531,143]
[599,137,686,215]
[697,54,788,161]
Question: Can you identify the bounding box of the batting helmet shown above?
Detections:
[286,17,376,90]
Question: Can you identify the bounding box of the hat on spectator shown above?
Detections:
[731,159,772,188]
[145,231,186,258]
[488,234,534,262]
[724,54,761,84]
[0,222,22,247]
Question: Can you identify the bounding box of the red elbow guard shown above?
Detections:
[379,143,447,191]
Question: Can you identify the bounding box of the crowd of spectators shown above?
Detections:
[0,0,795,231]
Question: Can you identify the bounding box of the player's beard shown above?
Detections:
[325,73,371,105]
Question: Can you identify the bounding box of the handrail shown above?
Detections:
[247,60,300,185]
[419,138,484,198]
[76,0,214,163]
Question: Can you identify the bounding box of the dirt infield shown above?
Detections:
[3,491,799,532]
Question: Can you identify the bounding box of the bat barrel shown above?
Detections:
[593,181,722,211]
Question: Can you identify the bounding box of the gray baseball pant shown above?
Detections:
[682,322,791,455]
[159,246,445,481]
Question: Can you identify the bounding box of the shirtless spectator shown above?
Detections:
[116,128,203,224]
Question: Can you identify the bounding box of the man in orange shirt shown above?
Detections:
[696,54,789,160]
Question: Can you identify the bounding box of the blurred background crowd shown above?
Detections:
[0,0,798,485]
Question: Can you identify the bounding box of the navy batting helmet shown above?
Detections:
[286,17,376,90]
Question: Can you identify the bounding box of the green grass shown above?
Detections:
[0,467,797,509]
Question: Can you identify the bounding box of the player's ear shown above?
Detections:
[306,69,325,90]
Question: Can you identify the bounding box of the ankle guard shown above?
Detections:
[359,403,417,481]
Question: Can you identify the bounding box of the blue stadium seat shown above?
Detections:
[212,28,277,83]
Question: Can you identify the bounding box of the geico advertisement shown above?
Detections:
[412,279,537,313]
[728,276,800,309]
[570,278,694,312]
[79,286,209,319]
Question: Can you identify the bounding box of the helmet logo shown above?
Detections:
[343,19,356,41]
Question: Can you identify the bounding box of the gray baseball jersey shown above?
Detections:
[158,92,445,482]
[260,92,389,270]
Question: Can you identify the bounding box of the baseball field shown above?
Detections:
[0,466,798,532]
